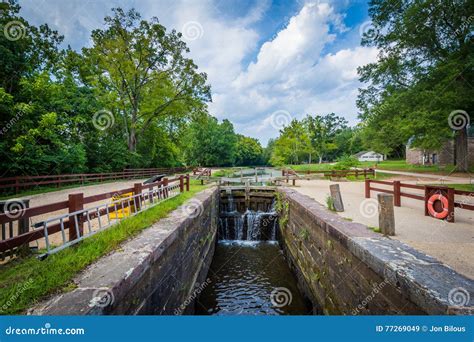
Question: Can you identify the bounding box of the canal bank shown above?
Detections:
[31,186,473,315]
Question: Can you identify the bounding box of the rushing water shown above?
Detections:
[196,191,312,315]
[195,241,312,315]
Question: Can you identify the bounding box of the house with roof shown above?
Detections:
[354,151,385,162]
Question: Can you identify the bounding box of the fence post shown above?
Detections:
[163,178,169,198]
[355,170,359,178]
[363,169,367,179]
[393,181,401,207]
[15,177,19,194]
[330,184,344,212]
[365,179,371,198]
[447,188,455,223]
[185,174,190,191]
[179,175,184,193]
[378,193,395,236]
[133,183,142,212]
[68,193,84,241]
[292,178,295,186]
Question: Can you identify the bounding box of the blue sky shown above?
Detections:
[18,0,377,146]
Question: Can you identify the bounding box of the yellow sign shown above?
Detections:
[109,192,134,219]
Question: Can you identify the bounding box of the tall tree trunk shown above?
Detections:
[318,156,322,164]
[128,127,137,152]
[308,153,312,164]
[455,128,468,172]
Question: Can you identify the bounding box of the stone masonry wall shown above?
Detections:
[31,187,219,315]
[277,188,474,315]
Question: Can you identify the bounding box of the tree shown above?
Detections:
[304,113,348,163]
[82,8,211,153]
[270,119,311,165]
[358,0,474,170]
[235,135,264,166]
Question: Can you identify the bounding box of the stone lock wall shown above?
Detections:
[277,188,474,315]
[32,187,219,315]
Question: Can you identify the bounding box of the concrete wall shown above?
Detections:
[31,187,219,315]
[277,188,474,315]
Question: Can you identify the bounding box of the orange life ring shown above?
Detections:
[427,194,449,219]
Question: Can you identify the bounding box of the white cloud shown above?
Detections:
[18,0,378,145]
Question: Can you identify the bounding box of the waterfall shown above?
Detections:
[219,197,278,241]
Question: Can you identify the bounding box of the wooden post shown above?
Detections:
[15,177,19,194]
[355,170,359,178]
[378,193,395,236]
[18,199,30,235]
[179,175,184,193]
[185,174,190,191]
[447,188,455,223]
[393,181,401,207]
[292,178,295,186]
[329,184,344,212]
[163,178,169,198]
[68,193,84,241]
[365,179,371,198]
[363,169,367,179]
[133,183,142,212]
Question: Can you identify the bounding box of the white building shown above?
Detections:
[354,151,384,162]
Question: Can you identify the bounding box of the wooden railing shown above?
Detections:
[365,179,474,211]
[0,167,188,194]
[0,175,190,257]
[193,168,212,178]
[283,168,375,179]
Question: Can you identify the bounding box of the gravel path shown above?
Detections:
[291,179,474,279]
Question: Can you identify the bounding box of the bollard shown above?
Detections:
[329,184,344,212]
[378,193,395,236]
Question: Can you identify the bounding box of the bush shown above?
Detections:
[332,155,360,170]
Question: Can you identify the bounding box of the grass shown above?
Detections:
[427,183,474,191]
[289,160,474,175]
[0,180,207,314]
[212,168,240,177]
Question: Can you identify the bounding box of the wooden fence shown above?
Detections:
[283,168,375,179]
[0,175,190,258]
[0,167,188,194]
[365,180,474,221]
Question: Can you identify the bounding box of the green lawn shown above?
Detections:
[0,180,207,314]
[289,160,474,174]
[428,183,474,191]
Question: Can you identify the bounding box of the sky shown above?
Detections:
[18,0,378,146]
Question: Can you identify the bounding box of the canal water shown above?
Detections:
[196,191,312,315]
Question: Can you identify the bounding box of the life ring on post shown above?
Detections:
[427,194,449,219]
